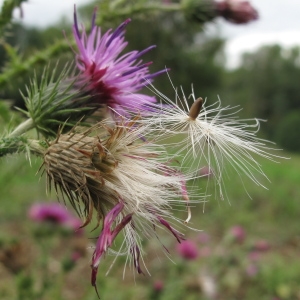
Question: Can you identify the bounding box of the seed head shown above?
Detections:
[141,82,286,202]
[41,118,196,293]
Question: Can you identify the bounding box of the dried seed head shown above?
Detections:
[42,118,191,228]
[41,118,198,292]
[43,127,120,227]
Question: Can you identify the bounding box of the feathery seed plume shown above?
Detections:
[140,82,284,202]
[41,117,197,293]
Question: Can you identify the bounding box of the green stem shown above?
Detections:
[8,118,34,138]
[98,3,181,22]
[28,139,47,156]
[0,135,28,157]
[123,3,180,13]
[0,0,27,32]
[0,136,46,158]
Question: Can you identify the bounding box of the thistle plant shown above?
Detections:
[0,0,282,297]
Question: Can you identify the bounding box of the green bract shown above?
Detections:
[18,64,98,137]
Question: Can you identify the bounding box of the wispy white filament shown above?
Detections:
[98,119,201,270]
[138,81,286,202]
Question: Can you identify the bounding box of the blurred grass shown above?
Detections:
[0,155,45,219]
[0,150,299,299]
[194,152,300,236]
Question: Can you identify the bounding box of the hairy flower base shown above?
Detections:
[41,119,191,295]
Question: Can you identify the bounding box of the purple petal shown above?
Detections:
[128,45,156,62]
[131,245,144,274]
[106,18,131,48]
[73,5,81,39]
[157,216,184,243]
[91,7,97,30]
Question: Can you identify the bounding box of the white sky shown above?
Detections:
[218,0,300,67]
[1,0,300,68]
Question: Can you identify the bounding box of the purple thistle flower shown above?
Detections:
[176,240,199,260]
[245,263,258,277]
[215,0,258,24]
[72,7,163,116]
[153,280,164,292]
[229,225,246,244]
[198,232,210,244]
[253,239,270,252]
[28,202,82,232]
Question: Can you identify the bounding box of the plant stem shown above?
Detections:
[0,136,46,158]
[0,135,27,157]
[28,139,47,156]
[8,118,34,138]
[98,3,181,22]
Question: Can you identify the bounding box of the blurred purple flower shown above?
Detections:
[198,232,210,244]
[245,263,258,277]
[72,8,164,116]
[199,246,212,257]
[229,225,246,244]
[176,240,199,260]
[71,251,82,262]
[28,202,82,232]
[215,0,258,24]
[254,239,270,252]
[198,166,214,178]
[248,251,260,262]
[153,280,164,292]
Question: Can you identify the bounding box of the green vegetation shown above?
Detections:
[0,1,299,299]
[0,151,299,299]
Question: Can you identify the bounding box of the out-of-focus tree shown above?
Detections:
[224,45,300,150]
[124,14,226,103]
[0,22,71,108]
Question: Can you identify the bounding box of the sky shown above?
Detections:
[1,0,300,68]
[219,0,300,67]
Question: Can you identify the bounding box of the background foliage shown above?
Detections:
[0,0,299,299]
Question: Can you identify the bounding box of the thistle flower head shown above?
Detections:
[215,0,258,24]
[142,82,285,202]
[41,117,197,293]
[72,8,164,117]
[176,239,199,260]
